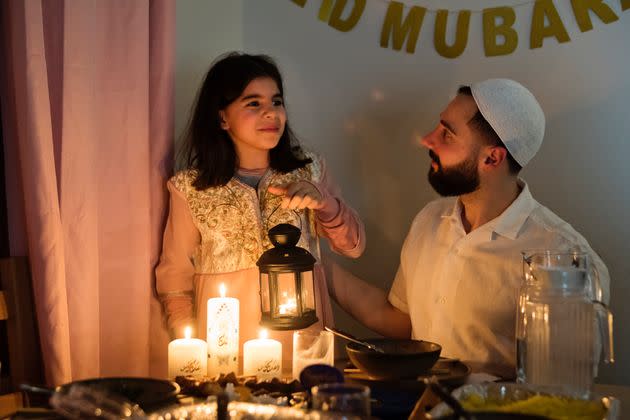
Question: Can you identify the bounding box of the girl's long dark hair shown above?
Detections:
[178,52,312,190]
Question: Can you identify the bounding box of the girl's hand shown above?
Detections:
[267,181,325,210]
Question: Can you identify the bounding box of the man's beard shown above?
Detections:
[427,150,480,197]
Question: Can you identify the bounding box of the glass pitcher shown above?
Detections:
[516,250,614,397]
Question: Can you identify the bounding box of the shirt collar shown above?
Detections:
[492,179,538,239]
[440,179,538,240]
[441,199,463,224]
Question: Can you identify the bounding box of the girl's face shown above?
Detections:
[219,77,287,163]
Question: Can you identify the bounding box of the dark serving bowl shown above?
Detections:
[345,338,441,380]
[55,377,180,410]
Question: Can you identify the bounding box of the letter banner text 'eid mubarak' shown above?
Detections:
[291,0,629,58]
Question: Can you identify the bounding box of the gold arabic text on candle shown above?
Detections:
[243,329,282,380]
[168,326,207,378]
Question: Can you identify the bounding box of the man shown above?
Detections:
[329,79,610,377]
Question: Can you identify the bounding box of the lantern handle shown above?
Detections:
[265,203,303,233]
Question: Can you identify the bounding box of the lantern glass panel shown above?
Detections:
[300,270,315,311]
[260,272,270,314]
[274,272,298,317]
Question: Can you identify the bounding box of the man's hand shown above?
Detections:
[268,181,325,210]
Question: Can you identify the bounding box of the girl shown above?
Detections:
[156,52,365,371]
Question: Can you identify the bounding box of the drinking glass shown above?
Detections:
[311,383,371,416]
[292,330,334,379]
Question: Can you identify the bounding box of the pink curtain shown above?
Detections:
[0,0,174,385]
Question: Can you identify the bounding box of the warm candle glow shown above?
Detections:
[278,291,298,315]
[244,329,282,379]
[278,298,297,315]
[207,290,239,376]
[168,327,207,378]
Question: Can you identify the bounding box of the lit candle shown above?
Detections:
[243,329,282,380]
[207,283,239,376]
[278,292,297,315]
[168,326,207,378]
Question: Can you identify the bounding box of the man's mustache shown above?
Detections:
[429,150,440,166]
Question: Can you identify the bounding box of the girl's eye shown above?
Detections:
[246,101,260,107]
[273,99,284,106]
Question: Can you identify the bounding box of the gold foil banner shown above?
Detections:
[291,0,628,58]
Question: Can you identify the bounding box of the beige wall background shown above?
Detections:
[176,0,630,385]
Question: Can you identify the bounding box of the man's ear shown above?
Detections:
[219,110,229,130]
[483,146,507,168]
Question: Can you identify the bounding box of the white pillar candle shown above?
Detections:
[243,329,282,380]
[168,326,208,378]
[207,283,239,376]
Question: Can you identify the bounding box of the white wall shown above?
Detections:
[176,0,630,385]
[175,0,243,145]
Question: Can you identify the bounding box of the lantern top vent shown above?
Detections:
[269,223,300,247]
[257,223,316,271]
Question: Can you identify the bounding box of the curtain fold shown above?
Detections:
[0,0,174,385]
[148,0,176,379]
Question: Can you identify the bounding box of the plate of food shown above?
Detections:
[175,372,305,405]
[428,383,620,420]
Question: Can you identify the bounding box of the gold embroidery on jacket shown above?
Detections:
[172,153,322,274]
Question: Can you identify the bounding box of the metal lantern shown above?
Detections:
[256,223,318,330]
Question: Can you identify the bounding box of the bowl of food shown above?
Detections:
[428,383,619,420]
[346,338,442,380]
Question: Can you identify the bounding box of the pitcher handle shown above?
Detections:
[584,251,605,303]
[583,250,614,363]
[594,300,614,364]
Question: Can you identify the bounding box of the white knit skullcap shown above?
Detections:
[470,79,545,167]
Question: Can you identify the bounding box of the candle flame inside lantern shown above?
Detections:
[279,298,298,315]
[219,283,226,298]
[259,329,268,340]
[184,326,192,339]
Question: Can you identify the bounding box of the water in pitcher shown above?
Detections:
[516,294,595,396]
[517,253,612,398]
